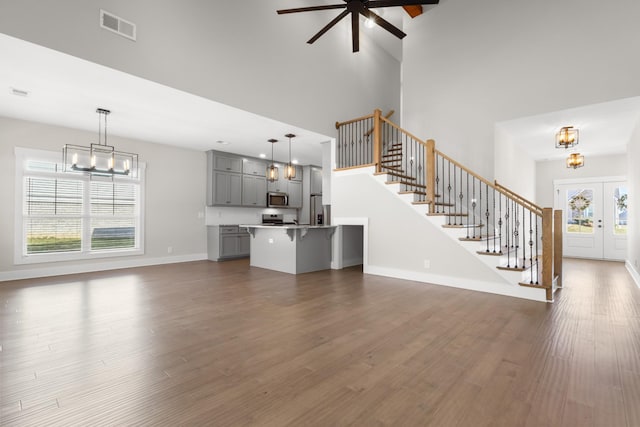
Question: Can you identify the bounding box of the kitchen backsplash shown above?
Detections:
[205,206,297,225]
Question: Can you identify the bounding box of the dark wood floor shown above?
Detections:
[1,259,639,426]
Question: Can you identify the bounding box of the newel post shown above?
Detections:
[554,209,563,288]
[426,139,435,213]
[373,109,382,173]
[542,208,553,301]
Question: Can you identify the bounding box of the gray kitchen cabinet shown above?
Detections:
[243,159,266,176]
[310,167,323,194]
[242,175,267,207]
[287,180,303,208]
[291,165,303,182]
[214,154,243,173]
[213,171,242,206]
[208,225,250,261]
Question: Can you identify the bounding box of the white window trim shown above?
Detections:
[14,147,146,265]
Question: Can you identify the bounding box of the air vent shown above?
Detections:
[10,87,30,97]
[100,9,136,41]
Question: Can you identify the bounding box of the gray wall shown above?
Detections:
[401,0,640,179]
[0,116,207,279]
[0,0,401,137]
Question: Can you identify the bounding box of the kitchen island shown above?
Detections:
[240,224,336,274]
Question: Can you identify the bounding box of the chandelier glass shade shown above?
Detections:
[555,126,579,149]
[62,108,138,178]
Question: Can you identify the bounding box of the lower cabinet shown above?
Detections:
[208,225,250,261]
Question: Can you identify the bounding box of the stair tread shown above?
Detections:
[442,224,484,229]
[374,171,417,181]
[387,181,427,189]
[399,190,427,196]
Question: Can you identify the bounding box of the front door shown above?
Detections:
[555,179,627,260]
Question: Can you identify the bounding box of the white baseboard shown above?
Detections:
[626,260,640,290]
[0,253,208,282]
[365,265,549,302]
[342,257,363,268]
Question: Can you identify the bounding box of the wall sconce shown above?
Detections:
[556,126,579,149]
[566,153,584,169]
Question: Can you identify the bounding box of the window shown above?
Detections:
[15,148,144,264]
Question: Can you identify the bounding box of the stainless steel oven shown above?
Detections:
[267,192,288,208]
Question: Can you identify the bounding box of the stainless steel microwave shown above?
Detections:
[267,192,288,207]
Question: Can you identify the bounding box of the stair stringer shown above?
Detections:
[332,167,547,302]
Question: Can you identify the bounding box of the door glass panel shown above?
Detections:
[613,186,628,235]
[566,189,594,234]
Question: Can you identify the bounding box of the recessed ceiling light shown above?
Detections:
[292,159,299,164]
[10,87,29,97]
[216,140,229,145]
[259,153,267,158]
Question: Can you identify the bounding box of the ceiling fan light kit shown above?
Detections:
[277,0,440,53]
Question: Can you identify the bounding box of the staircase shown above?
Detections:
[334,109,563,302]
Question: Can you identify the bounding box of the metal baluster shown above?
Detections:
[492,188,497,252]
[466,173,470,238]
[505,200,510,267]
[485,183,490,253]
[498,192,503,254]
[535,215,540,284]
[435,155,440,213]
[472,177,477,238]
[513,200,520,268]
[522,205,526,268]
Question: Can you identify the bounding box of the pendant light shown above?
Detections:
[284,133,296,180]
[62,108,138,178]
[267,139,279,182]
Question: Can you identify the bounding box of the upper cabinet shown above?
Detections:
[243,159,266,177]
[207,150,303,208]
[213,154,243,173]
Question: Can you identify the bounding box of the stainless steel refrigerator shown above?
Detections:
[310,194,323,225]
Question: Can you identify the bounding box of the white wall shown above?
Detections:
[0,116,207,280]
[494,125,536,200]
[535,154,627,208]
[627,119,640,283]
[0,0,401,137]
[401,0,640,179]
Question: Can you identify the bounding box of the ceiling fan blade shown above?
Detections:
[351,10,360,52]
[367,0,439,8]
[277,4,346,14]
[307,10,350,45]
[361,9,407,39]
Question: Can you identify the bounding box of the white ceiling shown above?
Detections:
[497,96,640,162]
[0,33,332,166]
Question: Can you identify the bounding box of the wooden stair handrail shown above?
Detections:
[435,148,543,216]
[335,113,375,129]
[364,110,395,138]
[494,181,544,215]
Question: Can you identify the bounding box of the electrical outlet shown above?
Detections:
[268,238,274,244]
[423,259,430,269]
[167,246,173,254]
[197,211,204,219]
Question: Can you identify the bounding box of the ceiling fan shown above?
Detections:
[277,0,440,53]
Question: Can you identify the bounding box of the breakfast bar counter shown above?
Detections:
[240,225,336,274]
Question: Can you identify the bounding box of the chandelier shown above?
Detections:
[566,152,584,169]
[62,108,138,177]
[555,126,579,149]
